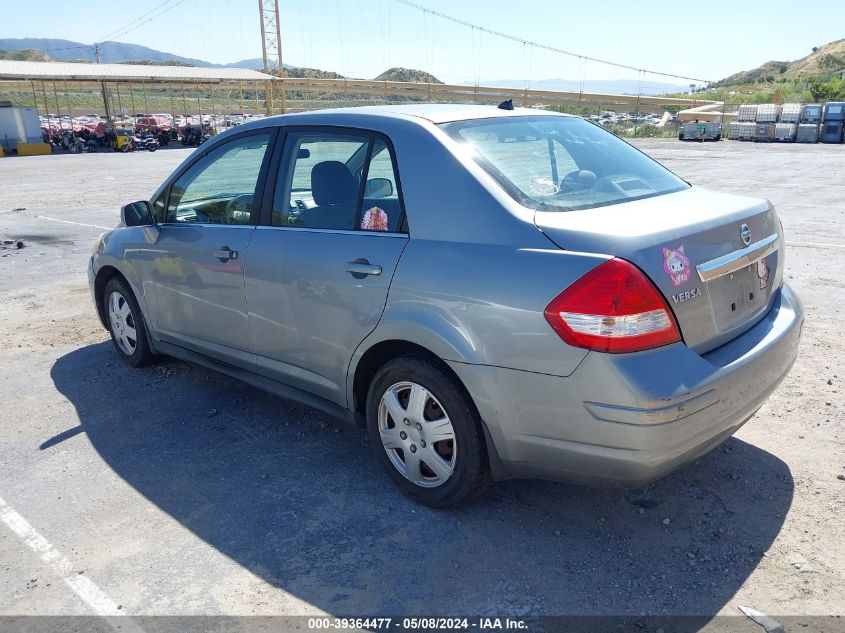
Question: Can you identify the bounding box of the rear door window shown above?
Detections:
[360,139,403,233]
[271,131,406,232]
[271,132,368,230]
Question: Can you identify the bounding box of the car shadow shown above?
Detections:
[50,343,794,617]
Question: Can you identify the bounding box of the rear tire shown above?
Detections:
[366,354,490,508]
[103,277,156,368]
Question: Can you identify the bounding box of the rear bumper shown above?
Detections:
[449,283,803,485]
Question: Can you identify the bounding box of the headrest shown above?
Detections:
[311,161,357,206]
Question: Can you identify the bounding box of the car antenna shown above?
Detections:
[498,99,514,111]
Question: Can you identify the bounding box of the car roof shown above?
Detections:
[268,104,571,125]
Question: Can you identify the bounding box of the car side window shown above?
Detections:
[166,133,272,225]
[360,139,404,233]
[272,132,369,229]
[151,192,167,224]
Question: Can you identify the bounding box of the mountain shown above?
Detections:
[283,66,346,80]
[461,78,687,96]
[221,58,266,70]
[374,67,443,84]
[0,48,50,62]
[0,38,298,72]
[715,38,845,85]
[0,38,214,66]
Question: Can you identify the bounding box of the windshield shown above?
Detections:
[440,115,688,211]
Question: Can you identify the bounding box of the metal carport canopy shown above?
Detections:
[0,60,278,83]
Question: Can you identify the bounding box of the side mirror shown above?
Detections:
[121,201,154,227]
[365,177,394,199]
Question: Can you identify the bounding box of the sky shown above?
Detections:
[3,0,845,88]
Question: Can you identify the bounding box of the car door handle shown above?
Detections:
[345,259,382,277]
[213,247,238,261]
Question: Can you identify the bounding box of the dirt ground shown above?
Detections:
[0,139,842,625]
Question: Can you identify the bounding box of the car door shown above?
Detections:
[245,128,409,405]
[139,129,275,367]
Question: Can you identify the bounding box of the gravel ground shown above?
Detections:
[0,139,842,623]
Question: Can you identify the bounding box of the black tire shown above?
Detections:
[103,277,156,368]
[366,353,490,508]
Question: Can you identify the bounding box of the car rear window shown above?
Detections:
[440,115,688,211]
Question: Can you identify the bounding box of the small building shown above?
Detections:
[0,105,42,152]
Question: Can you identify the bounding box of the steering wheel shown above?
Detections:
[224,194,253,224]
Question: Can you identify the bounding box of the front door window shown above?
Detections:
[167,133,272,225]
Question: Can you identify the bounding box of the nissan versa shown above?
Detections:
[89,104,803,507]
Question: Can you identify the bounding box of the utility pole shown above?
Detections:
[95,43,113,123]
[258,0,285,115]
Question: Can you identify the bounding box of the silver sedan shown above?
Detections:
[89,104,803,507]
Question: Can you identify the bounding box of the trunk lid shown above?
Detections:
[535,187,784,353]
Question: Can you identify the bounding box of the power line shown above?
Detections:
[98,0,191,44]
[38,45,95,53]
[392,0,711,84]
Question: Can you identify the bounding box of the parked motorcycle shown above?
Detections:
[59,130,88,154]
[131,130,159,152]
[181,124,211,147]
[78,128,105,150]
[155,130,172,147]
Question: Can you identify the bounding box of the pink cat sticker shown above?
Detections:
[662,245,691,287]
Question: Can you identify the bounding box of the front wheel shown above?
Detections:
[103,277,156,367]
[366,354,490,507]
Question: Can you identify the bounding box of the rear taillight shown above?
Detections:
[544,258,681,353]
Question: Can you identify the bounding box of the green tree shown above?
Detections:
[809,80,834,102]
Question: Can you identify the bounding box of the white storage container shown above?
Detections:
[728,121,742,140]
[753,122,775,142]
[779,103,802,123]
[737,121,755,141]
[737,105,758,122]
[796,123,819,143]
[774,123,797,141]
[756,104,782,123]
